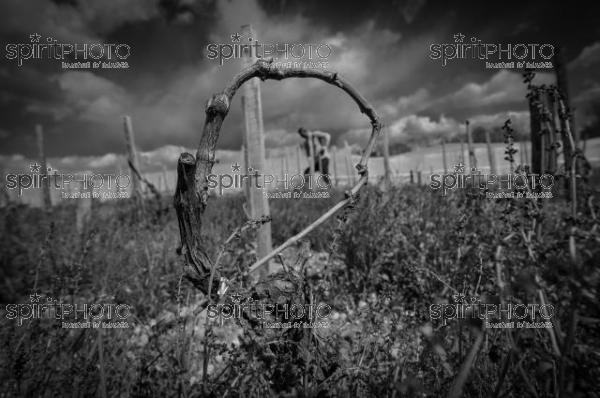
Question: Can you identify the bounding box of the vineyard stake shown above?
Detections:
[123,115,142,201]
[36,124,52,210]
[240,24,272,278]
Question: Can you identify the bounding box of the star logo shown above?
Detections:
[453,33,465,43]
[454,162,465,174]
[30,292,41,303]
[30,33,41,43]
[231,162,241,172]
[230,293,242,304]
[452,293,465,303]
[231,33,241,42]
[30,162,41,173]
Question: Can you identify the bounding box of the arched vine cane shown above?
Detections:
[174,58,382,294]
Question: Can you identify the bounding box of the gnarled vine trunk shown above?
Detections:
[174,58,382,294]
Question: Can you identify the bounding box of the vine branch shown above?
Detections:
[174,58,382,292]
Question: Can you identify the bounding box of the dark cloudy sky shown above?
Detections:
[1,0,599,157]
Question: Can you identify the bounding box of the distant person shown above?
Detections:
[298,127,331,185]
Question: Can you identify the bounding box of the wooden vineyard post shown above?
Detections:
[441,139,448,174]
[241,145,250,199]
[296,145,302,175]
[123,116,142,201]
[556,50,579,200]
[241,144,245,172]
[0,169,9,207]
[344,151,353,186]
[114,169,119,197]
[240,24,272,278]
[331,146,339,187]
[76,179,92,233]
[281,155,287,190]
[316,141,322,179]
[519,142,525,165]
[114,164,120,198]
[382,127,391,188]
[554,47,575,159]
[162,165,170,193]
[307,132,315,177]
[529,90,543,174]
[344,141,355,185]
[36,124,52,210]
[0,166,13,207]
[540,130,547,174]
[485,130,496,174]
[466,120,477,169]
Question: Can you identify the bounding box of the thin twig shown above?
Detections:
[248,182,367,274]
[416,265,459,294]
